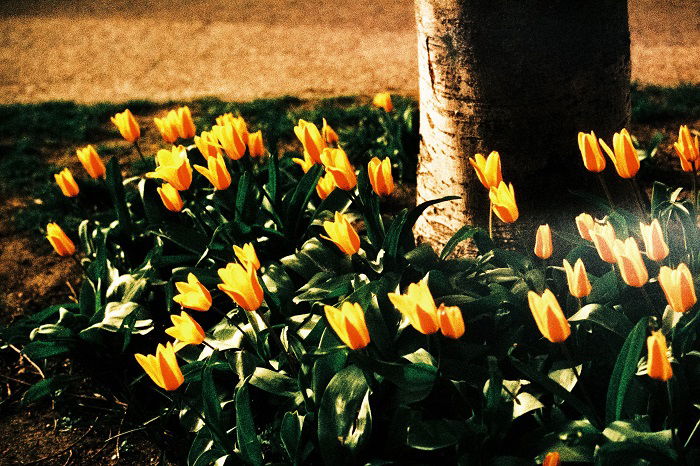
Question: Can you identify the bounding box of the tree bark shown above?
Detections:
[413,0,631,253]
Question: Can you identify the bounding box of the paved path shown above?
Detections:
[1,0,698,103]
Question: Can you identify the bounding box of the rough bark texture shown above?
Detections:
[414,0,631,254]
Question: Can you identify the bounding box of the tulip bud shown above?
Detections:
[134,342,184,391]
[217,262,264,311]
[110,109,140,143]
[372,92,393,112]
[646,330,673,381]
[324,302,370,350]
[469,151,502,190]
[639,219,669,262]
[658,263,697,313]
[157,183,184,212]
[599,128,639,178]
[147,146,192,190]
[233,243,261,270]
[388,280,439,335]
[590,222,617,263]
[294,119,326,164]
[292,151,315,173]
[543,452,561,466]
[575,213,596,241]
[368,157,394,197]
[248,130,265,158]
[194,131,222,159]
[173,273,212,311]
[527,289,570,343]
[321,212,361,255]
[194,153,231,190]
[320,148,357,190]
[563,259,592,298]
[322,118,339,144]
[578,131,606,173]
[534,224,553,259]
[489,181,519,223]
[154,113,180,143]
[46,222,76,256]
[165,311,205,350]
[212,121,246,160]
[316,172,336,200]
[613,237,648,287]
[175,106,196,139]
[673,125,699,172]
[438,304,465,339]
[76,145,106,179]
[54,168,79,197]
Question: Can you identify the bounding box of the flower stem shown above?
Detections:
[597,173,615,208]
[488,200,493,240]
[630,178,649,220]
[133,141,146,162]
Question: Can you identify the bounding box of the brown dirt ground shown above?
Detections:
[0,0,698,104]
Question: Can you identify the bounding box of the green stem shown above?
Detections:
[488,200,494,240]
[630,178,649,220]
[561,341,601,428]
[133,141,146,162]
[667,381,686,464]
[692,161,698,213]
[640,287,657,315]
[256,310,300,377]
[597,173,615,208]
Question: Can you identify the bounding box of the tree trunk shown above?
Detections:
[413,0,630,253]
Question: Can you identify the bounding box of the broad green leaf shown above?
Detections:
[569,304,633,338]
[235,379,263,466]
[406,419,466,451]
[605,318,647,424]
[105,157,132,231]
[440,225,483,259]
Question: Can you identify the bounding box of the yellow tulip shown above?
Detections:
[658,263,697,313]
[292,151,315,173]
[54,168,79,197]
[233,243,261,270]
[216,114,248,145]
[534,224,553,259]
[154,113,180,143]
[173,273,212,311]
[321,212,360,255]
[217,262,264,311]
[639,219,669,262]
[590,222,617,264]
[646,331,673,381]
[613,237,648,287]
[599,129,639,178]
[322,118,339,144]
[294,119,326,164]
[212,121,246,160]
[577,131,606,173]
[575,213,596,241]
[673,125,699,172]
[147,146,192,190]
[134,342,184,391]
[165,311,205,350]
[372,92,393,112]
[46,222,76,256]
[174,106,196,139]
[111,109,140,143]
[489,181,518,223]
[388,280,439,335]
[248,130,265,158]
[194,131,223,159]
[324,302,370,350]
[527,289,570,343]
[438,304,465,339]
[321,148,357,190]
[157,183,184,212]
[563,259,592,298]
[194,153,231,190]
[543,452,561,466]
[76,145,106,179]
[368,157,394,196]
[316,172,336,200]
[469,151,502,190]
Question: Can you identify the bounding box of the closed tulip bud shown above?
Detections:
[320,148,357,190]
[173,273,212,311]
[110,109,140,143]
[212,121,246,160]
[175,106,196,139]
[216,113,249,143]
[154,113,180,143]
[322,118,339,144]
[658,263,697,313]
[316,172,336,200]
[388,280,439,335]
[324,302,370,350]
[194,131,222,159]
[157,183,184,212]
[640,219,669,262]
[292,151,315,173]
[674,125,699,172]
[76,145,106,179]
[534,224,553,259]
[469,151,502,190]
[368,157,394,196]
[578,131,606,172]
[646,331,673,381]
[438,304,465,339]
[590,222,617,263]
[165,311,205,350]
[321,211,361,255]
[543,452,561,466]
[147,146,192,190]
[372,92,393,112]
[54,168,79,197]
[294,119,326,164]
[489,181,519,223]
[194,153,231,190]
[46,222,76,256]
[563,259,592,298]
[527,289,570,343]
[233,243,261,270]
[599,129,639,178]
[575,213,596,241]
[613,237,648,287]
[248,130,265,157]
[134,342,184,391]
[217,262,264,311]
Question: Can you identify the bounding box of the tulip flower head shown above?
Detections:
[639,219,669,262]
[543,452,561,466]
[217,262,264,311]
[147,146,192,190]
[575,213,596,241]
[563,258,592,298]
[54,168,79,197]
[673,125,699,172]
[489,181,519,223]
[173,273,212,311]
[212,120,246,160]
[324,302,370,350]
[590,222,617,263]
[321,212,361,255]
[322,118,339,145]
[46,222,76,256]
[165,311,205,350]
[134,342,184,391]
[368,157,394,196]
[76,145,106,179]
[658,263,697,313]
[599,129,639,178]
[194,153,231,190]
[294,119,326,164]
[173,106,196,139]
[233,243,261,270]
[320,148,357,190]
[613,237,648,287]
[534,224,553,259]
[194,130,223,159]
[469,151,502,190]
[111,109,140,143]
[316,172,336,200]
[154,113,180,143]
[388,280,439,335]
[372,92,393,112]
[527,289,570,343]
[438,304,465,339]
[292,151,315,173]
[216,113,249,145]
[646,330,673,381]
[577,131,606,173]
[157,183,184,212]
[248,130,265,158]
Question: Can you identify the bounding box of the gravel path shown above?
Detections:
[1,0,698,103]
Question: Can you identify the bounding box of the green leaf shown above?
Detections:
[22,340,71,360]
[249,367,299,398]
[105,157,132,231]
[597,421,677,464]
[357,169,384,246]
[283,164,322,236]
[235,379,263,466]
[235,171,257,225]
[267,150,280,206]
[281,411,310,465]
[406,419,466,451]
[569,304,633,338]
[382,209,408,262]
[440,225,484,259]
[138,178,163,225]
[365,359,437,404]
[201,360,233,452]
[21,375,75,405]
[294,272,354,303]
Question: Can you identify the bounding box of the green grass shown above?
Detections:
[631,82,700,124]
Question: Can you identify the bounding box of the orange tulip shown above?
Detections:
[173,273,212,311]
[174,106,196,139]
[46,222,76,256]
[217,262,264,311]
[543,452,561,466]
[147,146,192,191]
[388,280,439,335]
[590,222,617,264]
[321,212,361,255]
[248,130,265,158]
[54,168,79,197]
[372,92,393,112]
[639,219,669,262]
[527,289,570,343]
[563,259,592,298]
[578,131,606,173]
[216,114,248,145]
[134,342,184,391]
[233,243,261,270]
[194,131,223,159]
[469,151,502,190]
[658,263,697,313]
[368,157,394,196]
[613,237,648,287]
[157,183,184,212]
[321,148,357,190]
[673,125,699,172]
[194,153,231,190]
[316,172,336,200]
[646,331,673,381]
[76,145,106,179]
[292,151,315,173]
[212,121,246,160]
[154,113,180,143]
[322,118,339,144]
[324,302,370,350]
[438,304,465,339]
[575,213,596,241]
[534,224,553,259]
[165,311,205,350]
[294,119,326,164]
[489,181,519,223]
[599,128,639,178]
[111,109,140,143]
